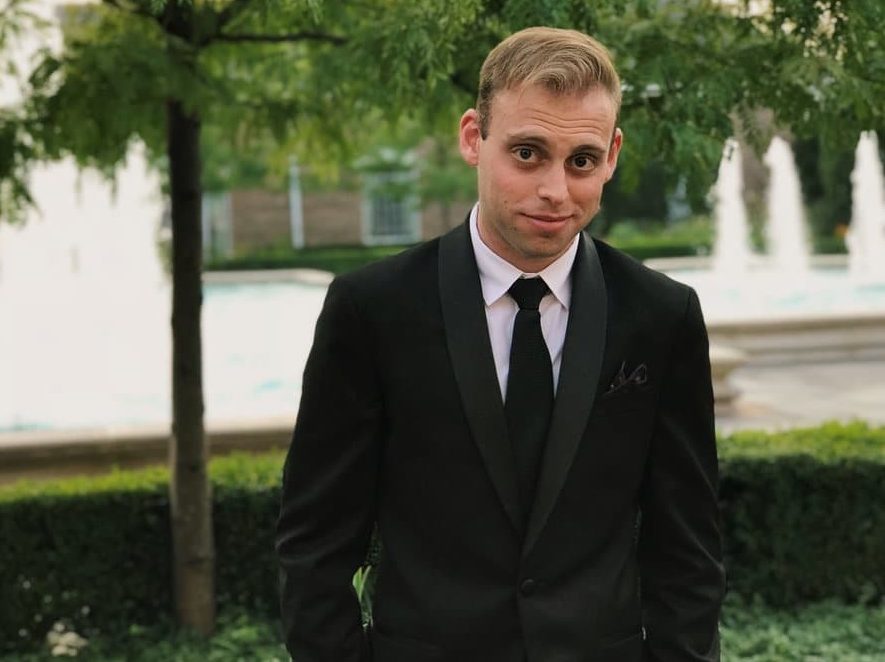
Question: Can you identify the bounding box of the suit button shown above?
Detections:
[520,579,537,596]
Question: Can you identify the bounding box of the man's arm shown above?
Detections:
[639,287,726,662]
[276,277,383,662]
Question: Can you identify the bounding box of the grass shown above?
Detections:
[720,599,885,661]
[3,600,883,661]
[1,611,287,661]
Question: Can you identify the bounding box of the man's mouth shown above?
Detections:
[523,213,570,223]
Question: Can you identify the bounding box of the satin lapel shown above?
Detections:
[438,223,524,534]
[524,234,607,556]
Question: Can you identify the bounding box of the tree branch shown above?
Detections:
[211,31,348,46]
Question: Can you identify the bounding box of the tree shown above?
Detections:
[1,0,481,635]
[2,0,882,638]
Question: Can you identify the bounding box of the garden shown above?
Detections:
[2,422,883,660]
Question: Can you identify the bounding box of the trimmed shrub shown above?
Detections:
[0,455,283,654]
[718,422,885,606]
[1,423,882,652]
[205,244,411,274]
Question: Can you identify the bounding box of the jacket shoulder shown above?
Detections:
[592,236,694,302]
[332,238,441,303]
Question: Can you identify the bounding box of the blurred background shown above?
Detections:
[1,1,883,660]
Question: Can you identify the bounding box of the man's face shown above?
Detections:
[459,84,622,273]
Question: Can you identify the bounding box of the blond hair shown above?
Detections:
[477,27,622,137]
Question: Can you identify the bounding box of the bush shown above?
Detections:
[602,216,714,260]
[719,422,885,606]
[0,609,288,661]
[3,600,882,661]
[719,596,885,661]
[1,423,882,652]
[0,454,283,654]
[205,244,411,274]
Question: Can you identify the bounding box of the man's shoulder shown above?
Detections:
[333,235,442,300]
[591,236,694,306]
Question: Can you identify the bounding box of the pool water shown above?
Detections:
[0,280,327,432]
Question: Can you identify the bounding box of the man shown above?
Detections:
[276,27,725,662]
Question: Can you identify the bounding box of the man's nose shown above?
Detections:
[537,164,568,205]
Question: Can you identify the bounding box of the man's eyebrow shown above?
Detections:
[505,132,550,145]
[572,143,607,154]
[505,133,609,154]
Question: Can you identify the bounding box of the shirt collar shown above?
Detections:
[468,203,577,309]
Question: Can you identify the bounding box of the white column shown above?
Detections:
[289,158,305,249]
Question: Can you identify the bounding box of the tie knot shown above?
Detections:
[509,277,549,311]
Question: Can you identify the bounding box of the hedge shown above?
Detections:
[204,238,708,274]
[0,456,283,654]
[718,422,885,606]
[1,422,882,652]
[205,244,411,275]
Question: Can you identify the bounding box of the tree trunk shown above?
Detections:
[166,97,215,635]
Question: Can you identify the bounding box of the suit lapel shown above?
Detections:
[524,234,608,556]
[438,223,524,535]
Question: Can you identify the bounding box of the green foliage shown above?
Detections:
[719,421,885,462]
[602,215,713,259]
[720,596,885,661]
[0,0,47,78]
[0,472,172,653]
[2,600,883,660]
[793,136,859,242]
[0,609,288,661]
[0,108,36,223]
[0,452,285,654]
[3,0,884,221]
[2,423,883,652]
[205,218,719,275]
[205,243,412,274]
[719,422,885,606]
[0,0,46,223]
[813,234,848,255]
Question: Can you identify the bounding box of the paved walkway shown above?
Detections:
[716,358,885,434]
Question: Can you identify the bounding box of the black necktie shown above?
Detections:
[505,277,553,519]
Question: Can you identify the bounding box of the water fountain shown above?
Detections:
[0,2,325,433]
[664,132,885,364]
[763,136,811,277]
[1,3,883,433]
[0,150,171,430]
[846,131,885,283]
[711,139,754,278]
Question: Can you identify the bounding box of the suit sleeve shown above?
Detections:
[275,277,383,662]
[639,287,726,662]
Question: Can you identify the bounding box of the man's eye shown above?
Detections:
[514,147,535,161]
[571,154,597,170]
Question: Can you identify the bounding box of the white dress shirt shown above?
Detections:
[468,203,579,401]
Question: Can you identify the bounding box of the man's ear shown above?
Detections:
[459,109,482,167]
[605,128,623,182]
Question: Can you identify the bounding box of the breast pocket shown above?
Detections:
[595,384,657,418]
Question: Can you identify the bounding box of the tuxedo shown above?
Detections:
[276,221,725,662]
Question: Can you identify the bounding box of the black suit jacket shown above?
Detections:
[276,222,725,662]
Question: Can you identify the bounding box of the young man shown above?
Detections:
[277,27,725,662]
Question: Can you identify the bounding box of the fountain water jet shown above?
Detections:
[0,149,170,431]
[846,131,885,283]
[712,139,754,277]
[763,136,811,278]
[657,132,885,365]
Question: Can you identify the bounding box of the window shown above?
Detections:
[362,170,420,245]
